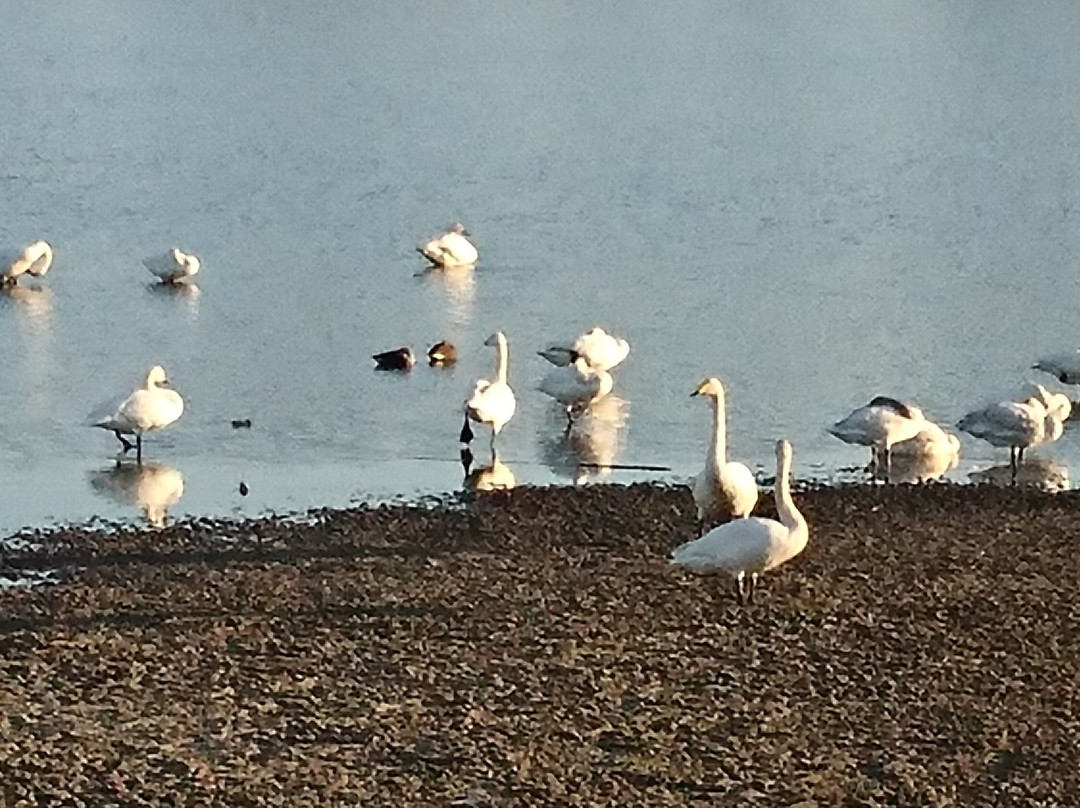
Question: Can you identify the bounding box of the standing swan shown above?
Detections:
[143,248,200,284]
[1,241,53,286]
[957,396,1063,478]
[460,332,516,450]
[671,439,808,605]
[538,357,614,429]
[690,377,758,534]
[828,396,926,477]
[86,365,185,463]
[418,223,478,269]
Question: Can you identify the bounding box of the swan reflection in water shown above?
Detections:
[88,460,185,527]
[146,279,200,318]
[2,283,54,316]
[539,394,628,484]
[421,265,474,328]
[461,447,515,492]
[969,457,1069,492]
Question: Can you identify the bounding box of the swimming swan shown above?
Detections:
[671,438,808,605]
[1,241,53,286]
[538,327,631,372]
[418,223,478,268]
[460,332,516,450]
[538,357,613,427]
[143,248,200,284]
[957,396,1063,475]
[828,396,926,474]
[690,377,758,535]
[86,365,184,463]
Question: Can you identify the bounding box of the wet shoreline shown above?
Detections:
[1,482,1078,804]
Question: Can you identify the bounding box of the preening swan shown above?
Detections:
[1,241,53,286]
[1021,381,1072,422]
[143,248,200,284]
[538,327,631,372]
[427,340,457,366]
[671,439,808,605]
[1034,351,1080,385]
[372,347,415,371]
[86,365,184,463]
[418,223,478,268]
[828,396,926,475]
[882,421,961,483]
[957,396,1063,476]
[460,332,516,450]
[538,357,613,427]
[690,377,758,535]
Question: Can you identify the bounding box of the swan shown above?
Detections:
[418,223,478,268]
[460,332,516,450]
[86,365,184,463]
[372,347,415,371]
[671,438,808,605]
[538,357,613,427]
[1,241,53,286]
[143,248,200,284]
[88,461,184,527]
[887,420,961,458]
[427,340,457,366]
[690,377,758,535]
[957,396,1063,475]
[1034,351,1080,385]
[828,396,927,475]
[538,327,631,372]
[1021,381,1072,422]
[881,422,961,483]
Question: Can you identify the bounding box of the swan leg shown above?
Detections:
[734,571,746,605]
[459,413,474,444]
[746,573,758,605]
[113,431,135,454]
[136,435,143,465]
[1009,447,1019,482]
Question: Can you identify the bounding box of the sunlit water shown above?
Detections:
[3,1,1080,535]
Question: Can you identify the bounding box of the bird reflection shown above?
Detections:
[2,283,54,316]
[969,457,1069,492]
[461,447,515,492]
[146,280,200,317]
[420,266,474,328]
[539,394,628,484]
[87,460,185,527]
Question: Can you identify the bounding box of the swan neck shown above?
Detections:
[774,449,805,533]
[707,394,727,468]
[494,335,508,385]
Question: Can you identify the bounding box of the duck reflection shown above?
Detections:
[539,394,628,484]
[421,265,474,328]
[969,457,1070,492]
[461,447,515,492]
[88,460,185,527]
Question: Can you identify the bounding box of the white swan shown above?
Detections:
[671,439,808,605]
[1034,351,1080,385]
[86,365,185,463]
[887,420,961,458]
[690,377,758,535]
[143,248,200,284]
[418,223,478,268]
[1,241,53,286]
[538,357,613,427]
[882,422,961,483]
[460,332,516,450]
[828,396,926,474]
[957,396,1063,475]
[88,461,184,527]
[1021,381,1072,422]
[538,327,631,372]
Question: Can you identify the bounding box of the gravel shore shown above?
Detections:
[1,482,1078,806]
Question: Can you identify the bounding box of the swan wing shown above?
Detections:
[670,517,783,575]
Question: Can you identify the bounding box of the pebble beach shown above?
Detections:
[1,481,1078,805]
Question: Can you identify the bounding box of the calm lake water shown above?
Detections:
[4,1,1080,534]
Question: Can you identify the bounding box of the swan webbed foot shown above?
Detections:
[114,431,135,454]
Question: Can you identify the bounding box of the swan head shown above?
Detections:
[145,365,170,388]
[450,222,471,237]
[691,377,725,399]
[776,438,793,465]
[484,331,506,348]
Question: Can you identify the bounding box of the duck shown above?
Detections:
[538,327,631,372]
[690,377,758,535]
[372,347,416,371]
[460,332,516,450]
[418,223,478,268]
[828,396,927,476]
[427,340,458,366]
[538,357,613,428]
[957,395,1063,477]
[671,439,808,606]
[143,248,200,284]
[1,241,53,286]
[86,365,185,463]
[1033,351,1080,385]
